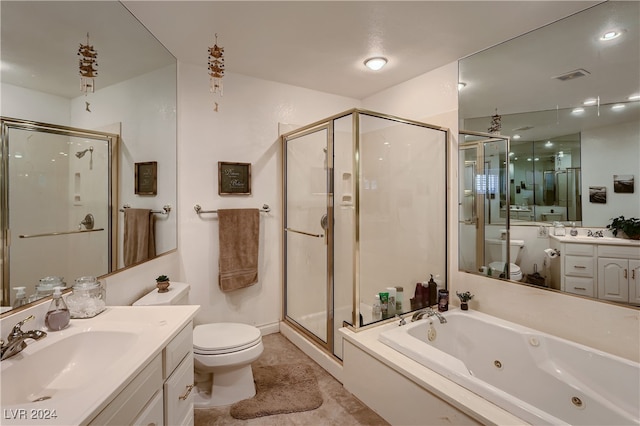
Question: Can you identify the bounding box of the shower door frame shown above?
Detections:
[281,120,336,354]
[1,117,119,306]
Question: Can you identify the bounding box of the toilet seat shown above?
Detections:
[193,323,262,355]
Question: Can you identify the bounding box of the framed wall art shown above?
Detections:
[135,161,157,195]
[218,161,251,195]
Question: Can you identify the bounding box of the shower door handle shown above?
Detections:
[285,228,324,238]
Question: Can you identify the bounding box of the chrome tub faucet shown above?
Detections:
[1,315,47,361]
[411,307,447,324]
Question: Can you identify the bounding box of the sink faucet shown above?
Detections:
[1,315,47,361]
[411,307,447,324]
[587,229,604,238]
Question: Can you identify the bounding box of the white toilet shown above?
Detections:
[486,238,525,281]
[133,282,264,407]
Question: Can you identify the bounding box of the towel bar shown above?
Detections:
[120,204,171,214]
[194,204,270,214]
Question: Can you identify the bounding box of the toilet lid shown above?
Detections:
[193,323,262,355]
[488,261,521,275]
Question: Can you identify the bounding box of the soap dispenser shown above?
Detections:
[45,287,70,331]
[12,287,28,308]
[570,222,578,237]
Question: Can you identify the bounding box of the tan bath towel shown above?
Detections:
[123,209,156,266]
[218,208,260,292]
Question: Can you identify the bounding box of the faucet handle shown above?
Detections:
[10,315,35,337]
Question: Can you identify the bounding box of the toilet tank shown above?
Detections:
[133,281,190,306]
[486,239,525,265]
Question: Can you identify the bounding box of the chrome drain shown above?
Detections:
[571,396,583,408]
[31,396,52,402]
[494,360,503,369]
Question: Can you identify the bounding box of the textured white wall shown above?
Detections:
[176,64,358,328]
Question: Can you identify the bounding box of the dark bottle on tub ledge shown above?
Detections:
[437,289,449,312]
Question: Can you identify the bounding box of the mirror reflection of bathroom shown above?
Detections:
[1,119,118,307]
[459,132,524,280]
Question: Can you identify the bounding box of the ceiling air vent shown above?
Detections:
[553,69,590,81]
[513,125,534,131]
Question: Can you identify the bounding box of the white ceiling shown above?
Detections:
[2,1,601,101]
[122,1,600,100]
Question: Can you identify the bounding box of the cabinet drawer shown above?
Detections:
[564,243,595,256]
[164,321,193,379]
[564,276,595,297]
[598,244,640,260]
[164,354,195,426]
[565,255,594,277]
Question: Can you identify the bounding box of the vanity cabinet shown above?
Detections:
[554,237,640,305]
[597,245,640,304]
[562,244,595,297]
[90,322,194,426]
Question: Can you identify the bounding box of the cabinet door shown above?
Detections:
[629,260,640,306]
[164,355,195,426]
[598,258,629,302]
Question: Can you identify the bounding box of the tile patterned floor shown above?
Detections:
[194,333,389,425]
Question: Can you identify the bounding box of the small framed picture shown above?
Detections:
[135,161,157,195]
[218,162,251,195]
[613,174,634,193]
[589,186,606,204]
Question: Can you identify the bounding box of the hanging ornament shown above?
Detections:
[208,33,225,109]
[488,109,502,134]
[78,32,98,94]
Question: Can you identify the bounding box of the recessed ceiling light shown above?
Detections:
[458,82,467,90]
[629,94,640,101]
[364,57,387,71]
[611,104,626,110]
[583,98,597,106]
[600,30,621,41]
[572,107,585,114]
[512,134,521,140]
[545,141,553,147]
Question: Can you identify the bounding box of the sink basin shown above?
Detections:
[1,329,139,405]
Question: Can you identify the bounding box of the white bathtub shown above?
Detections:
[379,309,640,425]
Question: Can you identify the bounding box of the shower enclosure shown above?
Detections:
[1,118,118,307]
[281,109,448,360]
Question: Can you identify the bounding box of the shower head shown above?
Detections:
[75,146,94,158]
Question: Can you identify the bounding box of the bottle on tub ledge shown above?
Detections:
[437,288,449,312]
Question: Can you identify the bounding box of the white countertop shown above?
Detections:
[0,305,199,425]
[550,234,640,247]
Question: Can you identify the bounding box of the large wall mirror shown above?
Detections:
[459,1,639,307]
[1,2,177,313]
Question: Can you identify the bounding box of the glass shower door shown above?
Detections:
[283,124,332,348]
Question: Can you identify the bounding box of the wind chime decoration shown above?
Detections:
[208,33,225,111]
[488,108,502,134]
[78,33,98,94]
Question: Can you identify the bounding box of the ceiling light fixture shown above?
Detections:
[364,57,387,71]
[600,30,621,41]
[583,98,597,106]
[572,107,585,114]
[512,134,521,140]
[629,94,640,101]
[611,104,625,110]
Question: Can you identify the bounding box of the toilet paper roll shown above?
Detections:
[544,248,558,259]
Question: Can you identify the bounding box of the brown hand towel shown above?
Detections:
[218,208,260,292]
[123,208,156,266]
